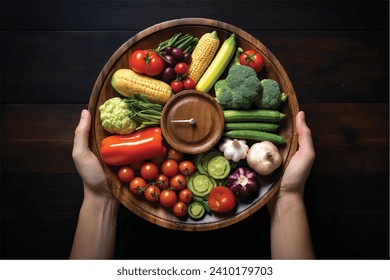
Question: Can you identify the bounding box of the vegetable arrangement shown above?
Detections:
[97,30,289,221]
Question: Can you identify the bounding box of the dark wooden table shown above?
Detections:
[1,1,388,259]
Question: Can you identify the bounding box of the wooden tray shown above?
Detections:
[88,18,299,231]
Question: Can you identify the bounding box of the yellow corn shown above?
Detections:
[111,69,172,105]
[187,31,220,84]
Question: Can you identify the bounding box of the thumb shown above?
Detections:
[72,109,91,159]
[295,111,315,161]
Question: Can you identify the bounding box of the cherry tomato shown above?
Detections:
[129,177,147,195]
[239,49,264,73]
[161,159,179,177]
[140,162,159,181]
[174,62,188,75]
[170,80,183,93]
[129,49,165,76]
[155,174,169,189]
[183,77,195,90]
[173,201,188,217]
[179,160,196,176]
[167,148,184,161]
[170,174,187,191]
[159,189,177,208]
[144,184,161,202]
[179,188,193,204]
[117,166,135,183]
[208,186,237,213]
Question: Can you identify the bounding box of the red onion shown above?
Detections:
[228,167,258,198]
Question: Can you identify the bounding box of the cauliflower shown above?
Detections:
[254,79,288,109]
[215,65,262,110]
[99,97,137,135]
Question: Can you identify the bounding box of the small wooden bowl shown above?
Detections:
[88,18,299,231]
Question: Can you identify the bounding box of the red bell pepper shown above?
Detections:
[100,127,165,166]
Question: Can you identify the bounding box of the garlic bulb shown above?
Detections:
[219,137,249,162]
[246,141,282,175]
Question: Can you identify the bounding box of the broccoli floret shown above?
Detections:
[215,65,262,109]
[99,97,137,135]
[254,79,288,109]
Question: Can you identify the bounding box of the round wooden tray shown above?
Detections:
[88,18,299,231]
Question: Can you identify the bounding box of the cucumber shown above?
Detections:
[207,155,231,179]
[195,153,207,174]
[187,202,206,220]
[188,172,216,197]
[223,109,286,123]
[224,130,286,145]
[201,149,223,173]
[224,122,280,132]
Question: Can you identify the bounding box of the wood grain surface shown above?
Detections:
[1,0,388,259]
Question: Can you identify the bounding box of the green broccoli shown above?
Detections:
[254,79,288,109]
[99,97,137,135]
[215,64,262,110]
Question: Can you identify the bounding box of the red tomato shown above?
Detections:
[144,185,161,202]
[129,177,147,195]
[155,173,169,189]
[167,148,184,161]
[183,77,195,90]
[170,80,183,93]
[159,189,177,207]
[140,162,159,181]
[129,50,165,76]
[208,186,237,213]
[173,201,188,217]
[117,166,135,183]
[179,160,196,176]
[239,50,264,73]
[174,62,188,75]
[161,159,179,177]
[179,188,193,204]
[170,174,187,191]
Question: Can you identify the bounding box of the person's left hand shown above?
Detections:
[72,109,115,201]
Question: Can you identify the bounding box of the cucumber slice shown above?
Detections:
[195,153,207,174]
[207,156,231,179]
[201,149,222,172]
[187,202,206,220]
[188,172,216,197]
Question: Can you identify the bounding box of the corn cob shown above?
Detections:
[187,31,220,84]
[196,33,237,93]
[111,69,172,105]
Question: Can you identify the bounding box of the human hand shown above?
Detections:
[72,109,117,202]
[273,111,315,201]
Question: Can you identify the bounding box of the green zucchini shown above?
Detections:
[223,109,286,123]
[224,130,286,145]
[224,122,280,132]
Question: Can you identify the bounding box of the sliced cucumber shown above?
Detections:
[188,172,216,197]
[187,202,206,220]
[207,155,231,179]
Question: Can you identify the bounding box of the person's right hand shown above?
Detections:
[273,111,315,200]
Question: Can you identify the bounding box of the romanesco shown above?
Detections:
[215,65,262,109]
[254,79,288,109]
[99,97,137,135]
